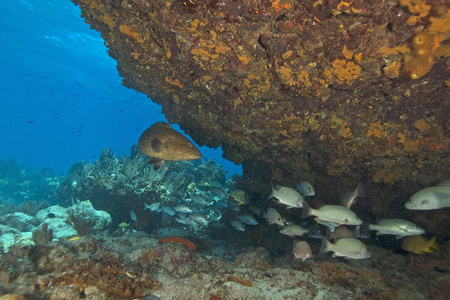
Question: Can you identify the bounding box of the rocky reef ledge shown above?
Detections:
[71,0,449,228]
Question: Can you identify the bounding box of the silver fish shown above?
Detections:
[236,214,258,225]
[265,207,285,226]
[226,198,242,212]
[190,194,209,206]
[341,182,365,209]
[162,205,176,216]
[268,183,304,209]
[296,181,315,197]
[144,202,161,212]
[316,219,349,232]
[210,187,227,198]
[280,224,309,237]
[301,203,362,226]
[320,237,370,259]
[189,213,208,225]
[367,218,425,239]
[293,239,313,261]
[130,209,137,222]
[326,226,355,241]
[175,214,197,226]
[230,219,246,231]
[174,204,193,213]
[405,186,450,210]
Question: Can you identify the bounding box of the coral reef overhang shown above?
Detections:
[72,1,449,213]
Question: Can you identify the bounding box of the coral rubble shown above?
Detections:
[0,232,447,299]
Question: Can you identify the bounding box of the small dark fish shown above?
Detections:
[75,81,85,88]
[118,110,123,112]
[47,213,56,218]
[73,94,81,97]
[26,121,35,124]
[23,73,31,77]
[77,125,83,129]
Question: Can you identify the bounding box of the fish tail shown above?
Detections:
[267,181,275,199]
[356,181,366,198]
[307,224,320,237]
[319,236,331,255]
[301,203,312,219]
[355,222,371,239]
[362,221,371,235]
[428,236,440,252]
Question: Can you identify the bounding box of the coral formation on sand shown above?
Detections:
[70,0,450,230]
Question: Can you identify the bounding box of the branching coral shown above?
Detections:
[66,209,95,236]
[32,223,53,246]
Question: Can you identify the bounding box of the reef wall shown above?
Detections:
[71,0,449,233]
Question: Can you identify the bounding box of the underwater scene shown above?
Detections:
[1,0,449,300]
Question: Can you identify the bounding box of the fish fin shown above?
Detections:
[301,203,312,219]
[341,182,365,208]
[355,223,371,239]
[307,224,321,238]
[319,236,331,256]
[356,181,366,197]
[151,138,163,152]
[428,236,440,252]
[268,181,275,199]
[149,157,165,170]
[341,189,354,208]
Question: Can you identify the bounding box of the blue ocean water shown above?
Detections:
[0,0,242,177]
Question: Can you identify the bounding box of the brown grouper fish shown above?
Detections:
[138,122,202,170]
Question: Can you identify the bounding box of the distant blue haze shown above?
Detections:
[0,0,242,177]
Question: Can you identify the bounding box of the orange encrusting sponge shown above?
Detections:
[159,236,197,251]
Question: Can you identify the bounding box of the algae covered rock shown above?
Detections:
[0,213,36,232]
[71,0,450,234]
[35,201,112,238]
[69,200,112,234]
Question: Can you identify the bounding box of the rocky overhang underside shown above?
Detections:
[71,0,449,237]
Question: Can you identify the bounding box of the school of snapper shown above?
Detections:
[137,123,446,260]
